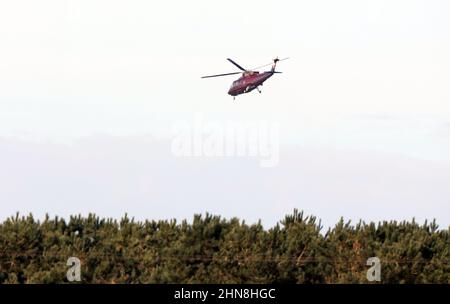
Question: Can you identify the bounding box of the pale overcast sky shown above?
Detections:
[0,0,449,228]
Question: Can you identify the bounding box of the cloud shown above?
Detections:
[0,136,449,229]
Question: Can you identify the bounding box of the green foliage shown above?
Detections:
[0,210,448,284]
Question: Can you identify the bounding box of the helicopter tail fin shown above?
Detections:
[271,58,279,71]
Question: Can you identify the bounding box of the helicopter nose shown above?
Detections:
[228,87,238,96]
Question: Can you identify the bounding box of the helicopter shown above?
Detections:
[201,57,289,99]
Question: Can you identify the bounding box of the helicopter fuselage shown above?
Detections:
[228,71,274,96]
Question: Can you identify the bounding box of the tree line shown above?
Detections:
[0,210,448,283]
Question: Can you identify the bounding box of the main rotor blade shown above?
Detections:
[201,72,241,79]
[227,58,247,71]
[251,57,290,71]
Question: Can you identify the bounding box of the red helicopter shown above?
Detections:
[201,57,289,99]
